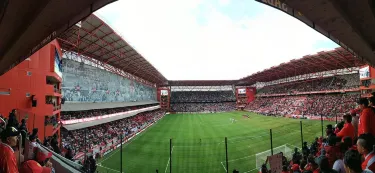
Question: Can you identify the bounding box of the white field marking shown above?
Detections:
[164,146,175,173]
[220,161,227,173]
[223,154,256,163]
[98,122,156,164]
[243,168,258,173]
[97,164,121,173]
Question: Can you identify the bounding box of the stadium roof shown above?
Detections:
[256,0,375,66]
[0,0,116,76]
[239,47,365,84]
[167,80,238,86]
[58,14,168,85]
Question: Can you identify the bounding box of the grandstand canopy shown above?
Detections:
[167,80,238,86]
[0,0,115,76]
[58,15,167,85]
[257,0,375,66]
[240,48,365,85]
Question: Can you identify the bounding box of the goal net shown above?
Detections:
[255,144,293,169]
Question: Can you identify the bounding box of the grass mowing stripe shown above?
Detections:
[98,111,333,173]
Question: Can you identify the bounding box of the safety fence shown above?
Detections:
[94,117,336,173]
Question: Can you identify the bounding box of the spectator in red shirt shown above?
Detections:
[336,114,355,140]
[356,133,375,172]
[0,126,20,173]
[357,98,375,136]
[20,160,51,173]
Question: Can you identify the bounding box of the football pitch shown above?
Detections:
[96,111,333,173]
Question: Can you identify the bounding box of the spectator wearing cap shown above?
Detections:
[0,126,20,173]
[337,114,355,140]
[357,98,375,136]
[35,149,54,172]
[20,160,51,173]
[343,149,364,173]
[356,134,375,172]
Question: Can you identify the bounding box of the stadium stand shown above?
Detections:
[171,102,236,112]
[170,90,236,112]
[257,74,359,95]
[60,109,165,160]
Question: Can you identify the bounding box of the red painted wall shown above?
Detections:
[0,40,62,140]
[246,87,256,103]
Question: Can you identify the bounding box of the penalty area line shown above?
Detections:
[97,164,121,173]
[164,146,175,173]
[220,161,227,173]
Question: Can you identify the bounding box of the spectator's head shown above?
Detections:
[357,98,369,109]
[315,155,330,171]
[369,96,375,107]
[36,150,53,166]
[20,160,51,173]
[343,136,353,148]
[343,114,352,123]
[326,124,334,136]
[343,149,362,173]
[282,165,288,172]
[303,142,307,146]
[0,126,19,147]
[11,109,17,115]
[357,133,374,155]
[350,109,357,116]
[294,147,298,153]
[327,135,337,146]
[336,121,345,131]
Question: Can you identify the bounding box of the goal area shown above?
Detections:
[255,144,293,169]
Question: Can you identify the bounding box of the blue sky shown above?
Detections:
[96,0,338,80]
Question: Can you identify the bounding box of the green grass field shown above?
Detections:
[96,111,334,173]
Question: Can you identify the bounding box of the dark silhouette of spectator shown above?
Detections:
[356,133,375,172]
[343,149,363,173]
[7,109,19,128]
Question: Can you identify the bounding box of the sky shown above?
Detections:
[95,0,338,80]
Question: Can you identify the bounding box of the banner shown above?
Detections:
[161,90,168,96]
[360,66,370,79]
[238,88,246,94]
[61,105,160,124]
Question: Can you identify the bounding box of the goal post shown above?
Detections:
[255,144,293,169]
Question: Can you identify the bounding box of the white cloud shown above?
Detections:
[96,0,338,80]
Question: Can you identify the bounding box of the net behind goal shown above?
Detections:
[255,144,293,169]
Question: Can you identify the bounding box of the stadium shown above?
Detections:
[1,1,375,173]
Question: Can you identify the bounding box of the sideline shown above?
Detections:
[98,115,165,164]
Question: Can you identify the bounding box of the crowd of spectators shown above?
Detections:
[258,74,359,95]
[61,104,157,120]
[171,102,236,112]
[246,94,359,117]
[62,58,157,103]
[61,110,165,154]
[171,91,236,103]
[261,95,375,173]
[0,109,57,173]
